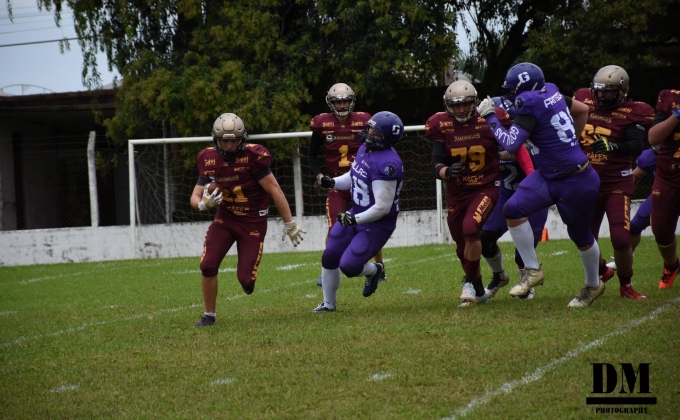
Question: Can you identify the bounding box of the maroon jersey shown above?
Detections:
[309,111,371,177]
[574,88,654,193]
[653,89,680,187]
[425,109,510,200]
[196,144,272,222]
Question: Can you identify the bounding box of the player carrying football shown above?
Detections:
[191,113,305,326]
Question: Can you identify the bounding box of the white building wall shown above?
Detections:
[0,201,667,267]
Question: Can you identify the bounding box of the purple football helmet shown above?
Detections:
[502,62,545,100]
[491,96,516,119]
[359,111,404,150]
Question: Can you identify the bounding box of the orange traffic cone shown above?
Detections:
[541,228,549,242]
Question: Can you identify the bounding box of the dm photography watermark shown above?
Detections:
[587,363,657,414]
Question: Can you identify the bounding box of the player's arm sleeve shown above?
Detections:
[196,176,211,187]
[431,141,447,179]
[515,145,534,175]
[332,171,352,190]
[564,96,573,109]
[354,180,397,224]
[485,114,534,154]
[612,124,646,156]
[307,131,324,175]
[254,167,273,181]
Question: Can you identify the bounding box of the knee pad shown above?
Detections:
[480,229,500,258]
[200,265,218,278]
[503,197,523,220]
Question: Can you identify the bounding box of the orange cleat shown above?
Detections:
[620,284,646,300]
[659,266,678,289]
[600,266,615,283]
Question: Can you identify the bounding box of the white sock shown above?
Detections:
[359,262,377,277]
[484,249,505,273]
[205,312,216,317]
[321,267,341,307]
[508,221,539,269]
[579,241,601,288]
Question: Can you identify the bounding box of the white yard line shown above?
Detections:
[440,297,680,420]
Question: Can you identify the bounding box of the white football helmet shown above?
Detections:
[211,113,247,161]
[326,83,356,117]
[443,80,478,122]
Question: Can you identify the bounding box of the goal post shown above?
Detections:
[127,125,445,257]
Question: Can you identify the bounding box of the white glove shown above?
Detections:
[198,188,223,211]
[476,96,496,119]
[282,221,306,247]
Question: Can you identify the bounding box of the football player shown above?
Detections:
[477,62,605,308]
[191,113,306,326]
[427,81,510,307]
[311,111,405,312]
[648,89,680,289]
[573,65,654,300]
[481,97,549,301]
[308,83,386,286]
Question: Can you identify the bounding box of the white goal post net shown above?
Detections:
[127,126,448,255]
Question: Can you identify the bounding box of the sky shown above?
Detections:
[0,0,118,95]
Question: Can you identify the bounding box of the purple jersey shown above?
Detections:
[349,144,404,229]
[636,148,657,182]
[513,83,589,179]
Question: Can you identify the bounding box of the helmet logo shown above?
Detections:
[392,125,401,135]
[518,72,531,84]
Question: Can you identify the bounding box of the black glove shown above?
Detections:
[445,162,466,179]
[317,175,335,189]
[590,134,618,154]
[337,211,357,227]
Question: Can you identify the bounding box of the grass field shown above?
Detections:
[1,236,678,419]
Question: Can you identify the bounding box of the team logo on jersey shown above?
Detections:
[203,170,216,176]
[235,156,249,163]
[326,134,334,143]
[258,151,269,160]
[323,121,335,127]
[515,97,525,109]
[234,166,249,172]
[351,121,364,127]
[384,164,396,177]
[250,231,261,237]
[259,209,268,216]
[334,135,354,141]
[439,120,453,127]
[217,175,239,182]
[204,159,216,167]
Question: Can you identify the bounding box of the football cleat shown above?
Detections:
[363,262,384,297]
[568,280,606,308]
[659,266,678,289]
[379,266,387,284]
[310,302,336,313]
[518,287,535,300]
[484,271,510,299]
[316,276,323,287]
[194,315,216,327]
[460,279,488,307]
[600,266,615,283]
[606,261,617,271]
[620,284,646,300]
[509,265,544,297]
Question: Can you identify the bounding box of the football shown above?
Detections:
[204,182,221,195]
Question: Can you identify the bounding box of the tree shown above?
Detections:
[22,0,457,144]
[453,0,680,97]
[525,0,680,95]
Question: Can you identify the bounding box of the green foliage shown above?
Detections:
[1,239,679,418]
[525,0,677,94]
[30,0,456,147]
